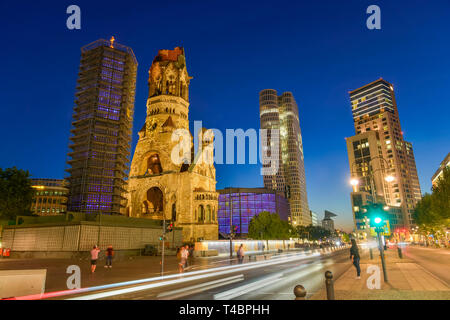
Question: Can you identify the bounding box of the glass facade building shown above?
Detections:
[259,90,310,226]
[66,38,137,215]
[218,188,290,238]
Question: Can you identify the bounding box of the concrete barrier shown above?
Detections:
[0,269,47,299]
[193,250,219,257]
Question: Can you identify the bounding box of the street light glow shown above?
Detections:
[374,217,382,224]
[350,178,359,186]
[385,175,395,183]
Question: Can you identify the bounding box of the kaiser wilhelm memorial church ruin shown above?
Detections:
[125,47,219,242]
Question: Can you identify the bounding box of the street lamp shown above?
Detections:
[350,178,360,187]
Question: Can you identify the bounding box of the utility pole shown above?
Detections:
[376,226,388,282]
[229,226,236,260]
[161,216,166,277]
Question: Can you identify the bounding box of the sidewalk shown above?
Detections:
[310,246,450,300]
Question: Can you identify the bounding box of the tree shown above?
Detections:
[296,225,332,241]
[248,211,294,240]
[432,167,450,222]
[414,167,450,228]
[413,167,450,245]
[341,232,350,243]
[0,167,34,220]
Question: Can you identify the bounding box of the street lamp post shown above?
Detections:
[374,218,388,282]
[161,213,166,276]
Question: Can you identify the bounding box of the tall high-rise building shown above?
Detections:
[346,79,421,235]
[66,38,138,215]
[259,90,310,226]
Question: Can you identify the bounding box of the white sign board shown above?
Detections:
[0,269,47,299]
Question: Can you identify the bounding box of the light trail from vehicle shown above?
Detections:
[156,275,245,300]
[6,247,348,300]
[214,273,283,300]
[66,252,322,300]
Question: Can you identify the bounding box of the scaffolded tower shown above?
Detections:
[67,38,138,215]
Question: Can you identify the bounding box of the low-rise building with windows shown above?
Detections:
[31,179,69,216]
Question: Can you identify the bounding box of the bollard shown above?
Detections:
[293,285,307,300]
[369,248,373,260]
[397,247,403,259]
[325,271,335,300]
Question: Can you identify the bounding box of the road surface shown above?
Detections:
[403,245,450,285]
[59,248,352,300]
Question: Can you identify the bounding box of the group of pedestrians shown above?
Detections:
[90,245,114,273]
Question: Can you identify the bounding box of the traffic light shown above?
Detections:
[165,222,174,233]
[362,202,389,233]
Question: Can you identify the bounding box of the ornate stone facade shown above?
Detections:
[125,47,218,242]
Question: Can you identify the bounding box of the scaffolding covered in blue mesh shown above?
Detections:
[66,39,138,215]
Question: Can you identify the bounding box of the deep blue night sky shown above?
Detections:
[1,1,449,231]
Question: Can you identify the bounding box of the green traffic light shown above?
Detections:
[374,217,382,224]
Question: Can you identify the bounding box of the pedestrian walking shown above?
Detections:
[188,245,194,267]
[178,246,188,273]
[184,245,190,269]
[90,245,101,273]
[104,245,114,268]
[237,244,245,264]
[350,239,361,279]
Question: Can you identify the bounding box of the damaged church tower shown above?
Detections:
[126,47,218,242]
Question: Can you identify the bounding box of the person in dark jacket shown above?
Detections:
[350,239,361,279]
[105,245,114,268]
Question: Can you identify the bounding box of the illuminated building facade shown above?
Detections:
[431,153,450,187]
[126,47,218,242]
[31,179,69,216]
[259,90,310,226]
[66,38,137,215]
[217,188,290,238]
[346,79,422,235]
[322,210,337,232]
[310,210,319,226]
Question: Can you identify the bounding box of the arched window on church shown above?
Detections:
[146,154,163,175]
[206,205,211,223]
[172,203,177,222]
[198,205,205,222]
